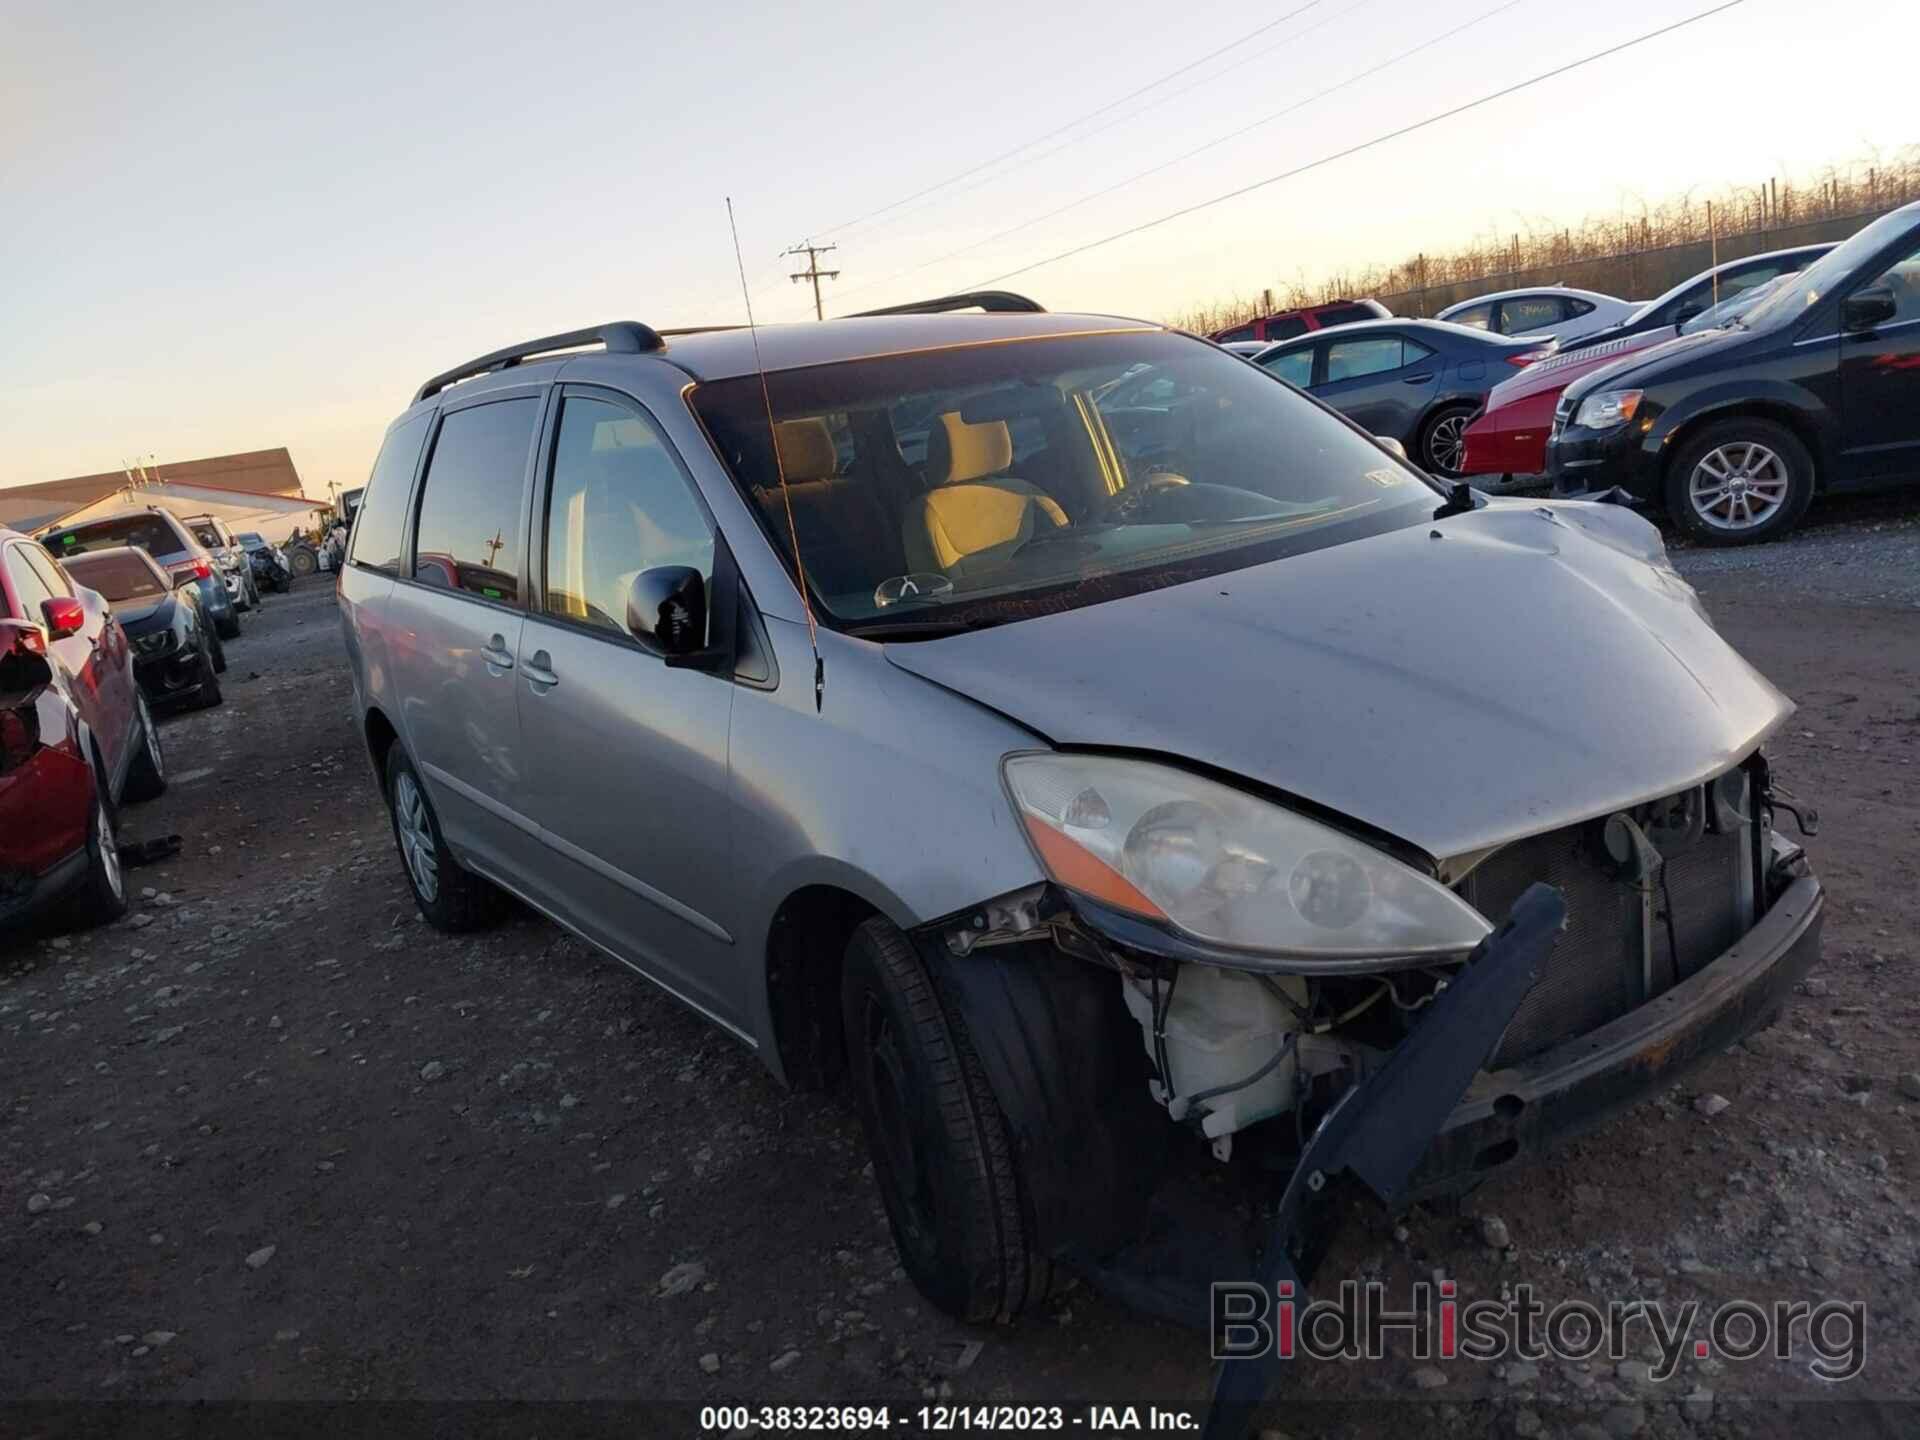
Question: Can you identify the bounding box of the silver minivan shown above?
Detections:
[342,299,1822,1330]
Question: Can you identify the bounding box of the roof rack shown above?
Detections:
[413,321,665,404]
[848,290,1045,318]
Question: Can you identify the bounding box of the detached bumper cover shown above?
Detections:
[1405,872,1823,1199]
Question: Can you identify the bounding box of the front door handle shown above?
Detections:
[481,635,516,673]
[523,649,559,692]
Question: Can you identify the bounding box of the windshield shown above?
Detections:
[49,516,186,559]
[1740,210,1915,330]
[689,331,1439,633]
[237,532,265,547]
[63,550,167,603]
[189,523,223,548]
[1680,275,1784,334]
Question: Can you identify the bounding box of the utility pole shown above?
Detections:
[785,241,840,320]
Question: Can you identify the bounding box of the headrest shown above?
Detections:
[773,419,839,483]
[925,412,1012,486]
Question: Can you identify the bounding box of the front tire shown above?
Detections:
[193,634,224,708]
[1419,403,1477,479]
[384,745,507,932]
[1665,417,1814,545]
[123,692,168,801]
[841,916,1047,1324]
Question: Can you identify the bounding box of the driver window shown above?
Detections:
[3,544,59,624]
[542,396,713,638]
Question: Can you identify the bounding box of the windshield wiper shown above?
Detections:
[844,614,1011,641]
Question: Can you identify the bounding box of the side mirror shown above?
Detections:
[626,566,708,657]
[1842,286,1898,333]
[1374,435,1409,461]
[41,596,85,639]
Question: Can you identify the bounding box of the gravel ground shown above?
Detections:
[3,495,1918,1438]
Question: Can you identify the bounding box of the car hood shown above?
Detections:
[1487,330,1669,408]
[1561,325,1750,406]
[883,499,1791,864]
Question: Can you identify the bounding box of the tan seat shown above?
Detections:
[902,413,1067,576]
[753,418,900,594]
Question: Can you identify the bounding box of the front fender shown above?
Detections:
[1639,377,1831,470]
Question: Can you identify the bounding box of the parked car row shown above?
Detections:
[1226,203,1919,542]
[2,502,292,935]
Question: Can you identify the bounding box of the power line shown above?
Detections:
[961,0,1747,292]
[831,0,1526,312]
[785,241,841,320]
[818,0,1382,310]
[809,1,1327,243]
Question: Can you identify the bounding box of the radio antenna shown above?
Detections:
[728,197,824,713]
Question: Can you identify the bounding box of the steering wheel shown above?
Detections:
[1098,471,1192,524]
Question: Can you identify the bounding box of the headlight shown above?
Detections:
[1573,388,1644,429]
[134,630,174,655]
[1003,754,1491,967]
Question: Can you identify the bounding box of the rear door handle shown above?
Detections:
[1403,373,1436,384]
[523,649,559,692]
[481,635,515,672]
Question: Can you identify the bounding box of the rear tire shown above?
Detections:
[1665,417,1814,546]
[64,774,128,928]
[210,628,228,674]
[1419,402,1478,479]
[384,745,508,932]
[841,916,1048,1324]
[123,692,168,802]
[216,609,241,640]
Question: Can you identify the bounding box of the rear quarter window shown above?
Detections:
[349,411,433,574]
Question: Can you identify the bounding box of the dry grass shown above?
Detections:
[1172,147,1920,331]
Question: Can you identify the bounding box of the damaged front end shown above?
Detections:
[919,748,1824,1345]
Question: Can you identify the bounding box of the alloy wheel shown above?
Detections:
[1426,413,1469,475]
[140,694,165,779]
[97,798,123,901]
[1688,442,1791,531]
[394,771,439,902]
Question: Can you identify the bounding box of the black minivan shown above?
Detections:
[1546,200,1920,544]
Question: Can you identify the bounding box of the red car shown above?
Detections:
[1,527,167,933]
[1457,332,1671,478]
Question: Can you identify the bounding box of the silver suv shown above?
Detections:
[342,298,1822,1329]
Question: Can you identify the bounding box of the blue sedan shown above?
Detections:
[1251,319,1544,477]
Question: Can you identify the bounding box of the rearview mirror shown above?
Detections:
[1374,435,1409,461]
[1842,286,1898,333]
[626,566,707,657]
[1673,303,1704,326]
[41,596,85,639]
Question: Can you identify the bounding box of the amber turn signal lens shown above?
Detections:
[1022,814,1167,920]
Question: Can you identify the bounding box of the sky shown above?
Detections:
[2,0,1913,500]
